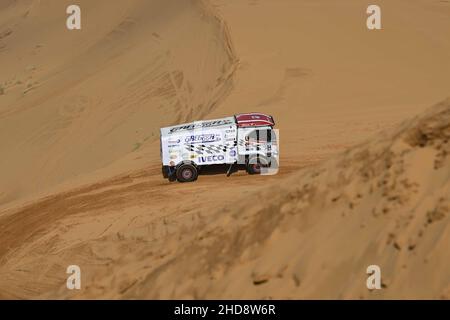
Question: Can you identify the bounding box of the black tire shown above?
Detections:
[246,156,269,175]
[162,165,169,179]
[176,163,198,182]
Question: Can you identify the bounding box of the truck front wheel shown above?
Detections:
[176,163,198,182]
[246,156,269,175]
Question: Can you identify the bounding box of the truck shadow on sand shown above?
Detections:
[199,164,246,176]
[168,164,246,182]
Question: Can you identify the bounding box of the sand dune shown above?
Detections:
[0,0,449,299]
[122,99,450,299]
[0,0,237,208]
[2,99,447,299]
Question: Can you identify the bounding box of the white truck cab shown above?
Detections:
[160,113,278,182]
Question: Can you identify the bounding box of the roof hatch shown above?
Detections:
[234,113,275,128]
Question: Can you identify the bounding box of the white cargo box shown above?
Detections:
[160,116,238,167]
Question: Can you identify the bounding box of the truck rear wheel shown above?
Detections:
[176,163,198,182]
[162,165,169,179]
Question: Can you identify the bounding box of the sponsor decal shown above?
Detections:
[229,150,237,157]
[185,134,221,144]
[169,119,234,133]
[170,154,178,160]
[198,155,225,163]
[168,139,181,144]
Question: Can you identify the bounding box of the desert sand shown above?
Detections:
[0,0,449,299]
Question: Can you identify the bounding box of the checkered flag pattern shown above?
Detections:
[185,141,237,155]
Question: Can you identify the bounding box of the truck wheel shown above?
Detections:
[246,156,269,175]
[176,163,198,182]
[162,165,169,179]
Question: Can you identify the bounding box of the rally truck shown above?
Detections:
[160,113,278,182]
